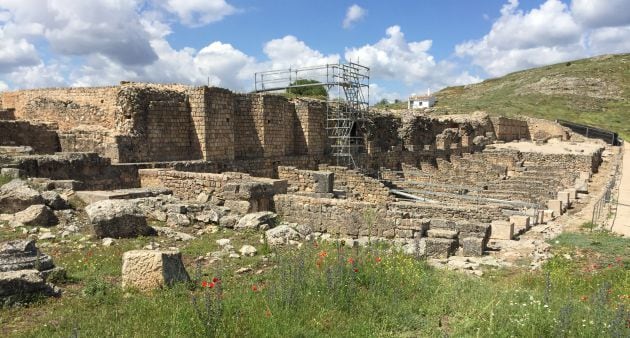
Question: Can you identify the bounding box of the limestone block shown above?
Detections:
[224,200,252,214]
[0,180,44,214]
[543,209,555,222]
[235,211,277,231]
[122,250,190,292]
[510,215,530,234]
[85,200,155,239]
[462,237,484,257]
[425,238,458,258]
[0,269,50,298]
[490,220,514,240]
[41,191,69,210]
[312,172,334,193]
[265,225,301,246]
[557,192,570,209]
[457,222,490,240]
[12,205,58,227]
[427,229,458,239]
[565,188,577,200]
[547,200,563,217]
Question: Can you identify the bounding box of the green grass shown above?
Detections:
[0,174,12,187]
[1,228,628,337]
[433,53,630,140]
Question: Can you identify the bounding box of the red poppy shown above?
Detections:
[347,257,355,264]
[209,282,215,289]
[318,251,328,258]
[375,257,382,263]
[353,268,358,273]
[252,285,258,292]
[608,264,613,268]
[201,281,208,288]
[212,277,220,283]
[616,257,622,262]
[580,295,588,302]
[592,264,599,270]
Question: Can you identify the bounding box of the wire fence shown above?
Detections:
[591,149,623,227]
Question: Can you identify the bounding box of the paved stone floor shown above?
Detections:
[611,145,630,237]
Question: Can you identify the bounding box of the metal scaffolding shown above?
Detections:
[254,62,370,168]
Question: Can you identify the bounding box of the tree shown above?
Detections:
[287,79,328,99]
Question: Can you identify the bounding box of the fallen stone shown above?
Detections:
[0,269,59,302]
[153,226,195,241]
[196,192,210,203]
[38,233,56,241]
[85,199,155,239]
[427,229,458,239]
[216,238,231,247]
[41,191,69,210]
[235,267,252,275]
[195,209,219,224]
[510,215,530,234]
[0,240,54,272]
[102,238,116,247]
[122,250,190,292]
[425,238,458,259]
[219,215,239,228]
[265,224,301,246]
[239,245,257,257]
[235,211,277,231]
[0,180,45,213]
[166,213,190,227]
[12,205,58,227]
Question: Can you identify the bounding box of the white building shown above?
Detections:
[408,89,436,109]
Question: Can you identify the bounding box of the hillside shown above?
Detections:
[434,53,630,139]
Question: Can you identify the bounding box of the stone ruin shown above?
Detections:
[0,82,612,284]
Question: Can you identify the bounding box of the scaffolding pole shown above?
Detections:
[254,62,370,169]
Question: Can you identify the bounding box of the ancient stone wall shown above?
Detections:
[278,166,333,193]
[0,109,14,120]
[293,99,327,155]
[274,194,502,239]
[525,117,568,141]
[0,120,60,154]
[521,151,602,173]
[491,117,530,141]
[318,164,392,203]
[0,87,120,131]
[188,87,235,161]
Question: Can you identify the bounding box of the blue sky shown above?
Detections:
[1,0,629,102]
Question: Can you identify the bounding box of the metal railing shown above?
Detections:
[591,150,623,227]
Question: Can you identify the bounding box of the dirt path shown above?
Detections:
[611,145,630,237]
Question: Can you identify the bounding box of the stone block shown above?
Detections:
[509,215,530,234]
[543,209,555,221]
[490,220,514,240]
[547,200,563,216]
[427,229,458,239]
[12,205,58,227]
[461,237,484,257]
[425,238,458,259]
[557,192,570,209]
[566,188,577,200]
[122,250,190,292]
[85,199,155,239]
[312,172,334,193]
[429,219,457,231]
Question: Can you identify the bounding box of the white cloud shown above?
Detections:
[343,4,366,29]
[263,35,340,70]
[7,62,66,89]
[588,25,630,55]
[0,81,8,91]
[571,0,630,28]
[455,0,587,77]
[0,32,40,72]
[160,0,237,27]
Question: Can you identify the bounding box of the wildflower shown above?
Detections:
[201,281,208,288]
[209,282,215,289]
[212,277,220,283]
[265,309,272,318]
[347,257,355,264]
[318,250,328,258]
[615,257,622,263]
[608,264,613,268]
[252,285,258,292]
[580,295,588,302]
[353,268,358,273]
[592,264,599,270]
[375,257,382,263]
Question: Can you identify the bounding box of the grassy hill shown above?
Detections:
[434,53,630,139]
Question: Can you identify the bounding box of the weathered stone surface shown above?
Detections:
[235,211,277,231]
[429,219,457,230]
[195,209,219,223]
[427,229,458,239]
[122,250,190,291]
[547,200,563,217]
[219,215,239,228]
[557,191,570,209]
[41,191,69,210]
[153,226,195,241]
[85,200,155,239]
[239,245,257,257]
[12,205,58,227]
[462,237,485,257]
[0,240,54,272]
[0,269,52,298]
[265,225,301,246]
[490,220,514,240]
[0,180,44,213]
[510,215,530,234]
[425,238,458,258]
[166,213,190,227]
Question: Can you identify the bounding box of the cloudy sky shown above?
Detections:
[0,0,629,101]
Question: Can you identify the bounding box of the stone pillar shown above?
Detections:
[548,200,563,217]
[490,220,514,240]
